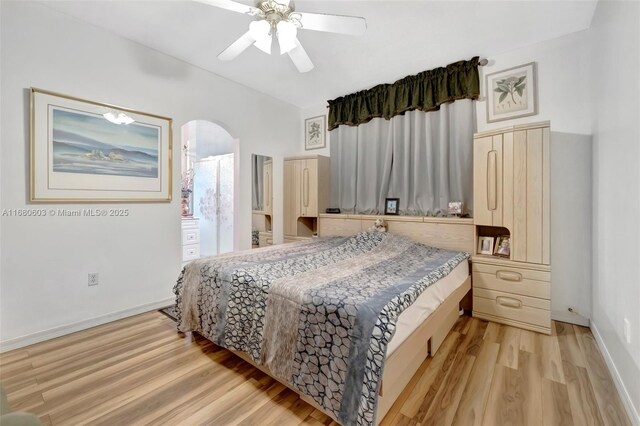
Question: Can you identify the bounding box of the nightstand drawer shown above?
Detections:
[182,244,200,261]
[474,288,550,328]
[182,228,200,245]
[472,264,550,300]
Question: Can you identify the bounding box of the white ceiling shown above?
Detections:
[43,0,597,108]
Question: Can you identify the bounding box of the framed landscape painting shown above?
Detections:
[305,115,326,150]
[30,88,172,202]
[486,62,537,123]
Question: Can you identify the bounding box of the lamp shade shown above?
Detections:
[277,20,297,55]
[249,20,272,54]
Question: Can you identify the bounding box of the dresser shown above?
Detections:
[472,121,552,334]
[181,217,200,267]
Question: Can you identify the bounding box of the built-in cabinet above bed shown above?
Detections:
[283,155,330,242]
[472,121,552,334]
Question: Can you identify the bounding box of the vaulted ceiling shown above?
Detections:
[43,0,597,108]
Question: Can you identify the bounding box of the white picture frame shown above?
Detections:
[305,115,326,150]
[486,62,537,123]
[477,236,495,255]
[30,88,172,202]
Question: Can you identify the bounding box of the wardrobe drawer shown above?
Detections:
[474,289,550,328]
[473,265,551,299]
[182,244,200,261]
[182,228,200,245]
[473,262,550,281]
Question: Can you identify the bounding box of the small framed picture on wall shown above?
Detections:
[477,236,495,255]
[305,115,326,150]
[384,198,399,215]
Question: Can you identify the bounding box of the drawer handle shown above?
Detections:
[497,296,522,309]
[496,270,522,282]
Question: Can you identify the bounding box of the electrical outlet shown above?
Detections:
[88,273,99,287]
[623,318,631,344]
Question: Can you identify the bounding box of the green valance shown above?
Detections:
[327,56,480,131]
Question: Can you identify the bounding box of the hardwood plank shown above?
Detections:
[556,321,586,368]
[542,377,574,426]
[540,329,566,384]
[519,329,540,354]
[483,321,501,343]
[482,350,542,426]
[564,360,604,426]
[452,342,500,426]
[398,331,462,418]
[419,352,475,425]
[497,326,520,369]
[575,326,631,426]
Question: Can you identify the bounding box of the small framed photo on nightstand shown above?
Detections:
[494,235,511,257]
[384,198,399,215]
[478,236,495,255]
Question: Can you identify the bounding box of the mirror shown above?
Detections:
[251,154,273,248]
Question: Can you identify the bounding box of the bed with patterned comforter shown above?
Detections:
[173,230,469,425]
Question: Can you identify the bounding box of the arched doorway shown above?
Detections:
[180,120,237,263]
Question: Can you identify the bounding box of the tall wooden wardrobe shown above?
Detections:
[283,155,330,243]
[472,121,552,334]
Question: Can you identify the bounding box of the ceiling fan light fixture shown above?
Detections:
[249,20,272,54]
[277,20,297,54]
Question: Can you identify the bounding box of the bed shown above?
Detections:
[174,230,470,425]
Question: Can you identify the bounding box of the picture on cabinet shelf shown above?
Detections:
[384,198,399,215]
[494,235,511,257]
[478,236,495,255]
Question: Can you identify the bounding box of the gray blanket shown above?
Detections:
[173,231,468,425]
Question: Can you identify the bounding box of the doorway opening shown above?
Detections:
[181,120,236,264]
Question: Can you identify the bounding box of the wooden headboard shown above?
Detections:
[318,214,475,253]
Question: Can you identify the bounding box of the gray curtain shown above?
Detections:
[252,155,265,210]
[330,99,475,216]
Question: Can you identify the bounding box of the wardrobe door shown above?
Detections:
[473,135,503,226]
[301,159,318,217]
[283,160,299,236]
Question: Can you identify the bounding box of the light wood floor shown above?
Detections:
[0,311,630,426]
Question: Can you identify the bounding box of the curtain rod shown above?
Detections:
[479,58,489,66]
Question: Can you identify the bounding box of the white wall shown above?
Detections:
[0,1,300,349]
[590,0,640,422]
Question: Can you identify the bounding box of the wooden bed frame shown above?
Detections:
[227,215,475,425]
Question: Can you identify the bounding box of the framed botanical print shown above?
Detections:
[305,115,326,150]
[30,88,172,202]
[486,62,537,123]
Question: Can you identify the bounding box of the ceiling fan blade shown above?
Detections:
[287,39,314,73]
[194,0,260,16]
[296,12,366,36]
[218,31,256,61]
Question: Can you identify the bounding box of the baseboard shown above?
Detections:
[552,310,590,327]
[0,297,174,353]
[590,321,640,426]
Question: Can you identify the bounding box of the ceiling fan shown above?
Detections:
[195,0,367,72]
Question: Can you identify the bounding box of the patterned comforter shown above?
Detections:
[173,231,468,425]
